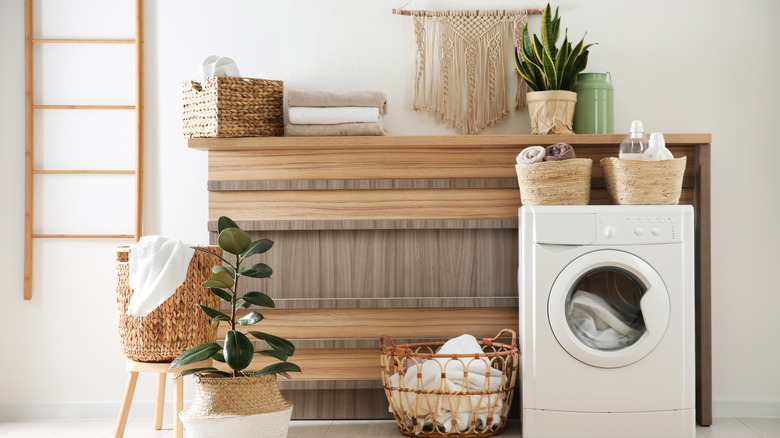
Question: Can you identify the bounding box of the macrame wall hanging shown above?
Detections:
[395,7,536,135]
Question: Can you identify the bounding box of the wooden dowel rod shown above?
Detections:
[32,234,135,239]
[135,0,144,242]
[33,105,135,110]
[24,0,34,301]
[32,38,134,44]
[392,8,542,16]
[33,170,136,175]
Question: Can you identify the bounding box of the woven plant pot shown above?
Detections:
[526,90,577,134]
[515,158,592,206]
[180,373,293,438]
[182,76,284,138]
[116,246,222,362]
[601,157,686,205]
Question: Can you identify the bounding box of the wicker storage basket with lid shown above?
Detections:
[182,76,284,138]
[116,245,222,362]
[600,157,686,205]
[380,329,518,437]
[515,158,592,205]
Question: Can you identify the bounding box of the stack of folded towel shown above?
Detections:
[516,142,577,165]
[286,90,388,136]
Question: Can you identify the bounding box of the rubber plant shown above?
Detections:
[170,216,300,378]
[514,3,594,91]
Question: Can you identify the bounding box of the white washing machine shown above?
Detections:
[519,205,695,438]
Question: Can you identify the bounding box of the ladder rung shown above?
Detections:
[33,105,135,110]
[32,38,135,44]
[32,234,134,239]
[33,170,135,175]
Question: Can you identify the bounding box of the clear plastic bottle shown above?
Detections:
[618,120,649,160]
[642,132,674,161]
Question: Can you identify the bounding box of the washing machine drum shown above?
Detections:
[548,249,671,368]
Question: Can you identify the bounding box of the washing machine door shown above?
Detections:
[548,249,670,368]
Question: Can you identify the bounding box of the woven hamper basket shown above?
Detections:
[116,245,223,362]
[380,329,518,437]
[601,157,686,205]
[182,77,284,138]
[515,158,592,205]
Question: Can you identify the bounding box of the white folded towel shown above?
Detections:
[288,106,381,125]
[127,236,195,317]
[516,146,546,165]
[570,290,640,349]
[200,55,241,77]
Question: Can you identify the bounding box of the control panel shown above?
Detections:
[594,212,681,245]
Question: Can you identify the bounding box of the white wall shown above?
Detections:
[1,0,778,420]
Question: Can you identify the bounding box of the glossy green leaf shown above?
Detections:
[241,239,274,258]
[247,331,296,357]
[257,349,289,362]
[213,264,236,278]
[541,46,557,90]
[208,287,233,303]
[218,228,252,256]
[240,263,273,279]
[540,4,558,58]
[202,270,235,289]
[241,291,275,308]
[210,352,226,363]
[224,330,254,372]
[178,367,226,377]
[198,305,230,322]
[252,362,301,376]
[217,216,239,233]
[237,300,251,309]
[169,342,222,369]
[236,310,264,326]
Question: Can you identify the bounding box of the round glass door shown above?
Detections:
[548,250,670,368]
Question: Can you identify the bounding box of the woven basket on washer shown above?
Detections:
[182,77,284,138]
[601,157,686,205]
[380,329,518,437]
[116,245,222,362]
[515,158,592,205]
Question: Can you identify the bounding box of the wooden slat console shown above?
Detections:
[190,134,712,425]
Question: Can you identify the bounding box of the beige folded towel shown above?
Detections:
[288,90,388,115]
[289,106,381,125]
[285,122,387,137]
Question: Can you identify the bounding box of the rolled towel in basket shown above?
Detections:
[516,146,546,165]
[543,142,576,161]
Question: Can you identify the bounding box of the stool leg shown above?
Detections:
[174,376,184,438]
[154,372,166,430]
[114,371,139,438]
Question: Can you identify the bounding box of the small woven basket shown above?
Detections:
[380,329,519,437]
[182,77,284,138]
[116,246,223,362]
[515,158,592,205]
[601,157,686,205]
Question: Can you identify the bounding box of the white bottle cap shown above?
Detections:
[649,132,665,147]
[629,120,644,138]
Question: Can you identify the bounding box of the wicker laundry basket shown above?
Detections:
[515,158,592,205]
[182,76,284,138]
[116,245,223,362]
[601,157,686,205]
[380,329,518,437]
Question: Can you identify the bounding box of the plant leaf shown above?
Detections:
[241,291,275,308]
[252,362,301,376]
[236,310,264,326]
[211,352,226,363]
[240,263,273,279]
[541,45,557,91]
[218,228,252,256]
[198,304,231,322]
[178,367,225,377]
[213,264,236,278]
[237,300,251,309]
[224,330,255,372]
[169,342,222,369]
[202,270,234,289]
[247,331,296,357]
[208,287,233,303]
[540,3,558,58]
[257,349,290,362]
[241,239,274,258]
[217,216,239,233]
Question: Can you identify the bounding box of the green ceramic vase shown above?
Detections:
[573,72,614,134]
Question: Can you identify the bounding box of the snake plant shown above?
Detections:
[514,4,594,92]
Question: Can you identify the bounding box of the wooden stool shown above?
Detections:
[114,359,212,438]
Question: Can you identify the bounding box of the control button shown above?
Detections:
[651,227,662,236]
[634,227,645,236]
[603,226,617,238]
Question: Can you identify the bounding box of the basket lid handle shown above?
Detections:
[489,328,517,347]
[379,335,397,350]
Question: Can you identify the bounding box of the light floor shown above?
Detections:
[1,418,779,438]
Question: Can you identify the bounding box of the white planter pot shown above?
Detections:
[526,90,577,134]
[180,404,293,438]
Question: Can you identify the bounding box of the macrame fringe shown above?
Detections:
[412,10,527,135]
